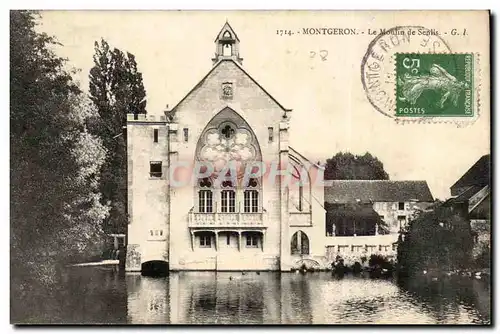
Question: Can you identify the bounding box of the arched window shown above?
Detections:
[243,178,259,213]
[291,231,309,255]
[196,107,261,174]
[198,178,213,213]
[223,43,232,56]
[195,107,263,214]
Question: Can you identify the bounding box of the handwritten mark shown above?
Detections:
[310,50,329,61]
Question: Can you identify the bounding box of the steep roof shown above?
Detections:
[324,180,434,204]
[214,21,240,42]
[168,59,292,114]
[469,193,491,220]
[451,154,490,196]
[451,185,484,203]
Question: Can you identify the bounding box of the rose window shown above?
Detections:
[199,123,257,173]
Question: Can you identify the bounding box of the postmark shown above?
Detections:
[361,26,480,124]
[395,53,474,117]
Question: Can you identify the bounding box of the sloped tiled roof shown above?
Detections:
[450,185,484,203]
[324,180,434,204]
[451,154,490,196]
[469,193,491,220]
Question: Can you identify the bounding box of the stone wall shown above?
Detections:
[126,117,169,271]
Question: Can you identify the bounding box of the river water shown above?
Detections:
[15,267,490,325]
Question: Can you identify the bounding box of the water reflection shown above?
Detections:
[13,267,490,325]
[127,273,169,324]
[398,275,491,324]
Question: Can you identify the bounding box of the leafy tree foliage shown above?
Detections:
[324,152,389,180]
[397,202,474,276]
[10,11,109,319]
[88,39,147,234]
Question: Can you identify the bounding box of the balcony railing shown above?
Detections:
[188,211,265,228]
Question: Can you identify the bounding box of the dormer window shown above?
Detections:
[223,31,231,39]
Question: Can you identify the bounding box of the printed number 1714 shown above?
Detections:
[276,29,293,36]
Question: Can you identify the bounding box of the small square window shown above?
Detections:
[268,127,274,142]
[398,202,405,210]
[246,234,259,247]
[183,128,189,142]
[153,129,158,143]
[150,161,162,178]
[200,234,212,247]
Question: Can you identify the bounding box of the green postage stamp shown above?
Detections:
[395,53,474,117]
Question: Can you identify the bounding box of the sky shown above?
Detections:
[37,10,490,200]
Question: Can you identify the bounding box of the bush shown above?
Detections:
[397,203,474,276]
[369,254,393,270]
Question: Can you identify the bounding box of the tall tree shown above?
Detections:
[324,152,389,180]
[88,40,147,234]
[10,11,109,318]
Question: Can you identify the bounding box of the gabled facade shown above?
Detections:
[125,22,325,272]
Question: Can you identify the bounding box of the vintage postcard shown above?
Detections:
[10,10,490,325]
